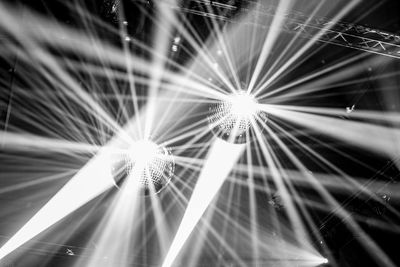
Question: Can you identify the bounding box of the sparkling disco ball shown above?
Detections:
[207,91,268,143]
[111,140,175,196]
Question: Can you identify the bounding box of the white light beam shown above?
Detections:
[162,138,245,267]
[0,150,115,261]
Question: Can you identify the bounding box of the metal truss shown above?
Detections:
[165,0,400,59]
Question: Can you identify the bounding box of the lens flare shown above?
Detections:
[208,91,266,143]
[111,140,175,195]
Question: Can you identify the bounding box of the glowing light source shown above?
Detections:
[111,140,175,195]
[208,90,267,143]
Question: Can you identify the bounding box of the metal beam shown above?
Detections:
[164,0,400,59]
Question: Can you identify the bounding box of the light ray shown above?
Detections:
[0,131,99,154]
[144,1,177,139]
[252,0,362,97]
[247,0,294,93]
[259,104,400,157]
[0,150,115,261]
[162,139,245,267]
[76,157,144,267]
[256,53,369,100]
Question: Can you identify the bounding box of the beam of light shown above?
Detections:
[0,131,99,154]
[165,173,248,267]
[75,157,144,267]
[161,139,245,267]
[244,135,260,264]
[183,185,327,267]
[168,176,326,267]
[252,0,362,97]
[259,104,400,157]
[256,52,369,100]
[68,2,233,99]
[183,201,216,267]
[144,0,180,140]
[255,119,331,253]
[165,9,237,94]
[263,118,391,202]
[250,0,326,92]
[147,185,170,256]
[255,110,397,267]
[250,120,315,253]
[247,0,294,93]
[117,4,143,140]
[262,104,400,124]
[294,256,329,267]
[208,91,262,144]
[124,139,175,195]
[201,3,241,91]
[0,150,115,261]
[230,160,400,208]
[0,170,77,195]
[0,4,227,104]
[257,53,387,101]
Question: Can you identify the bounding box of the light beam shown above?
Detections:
[161,138,245,267]
[0,150,115,261]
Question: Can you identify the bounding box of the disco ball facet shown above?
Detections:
[111,140,175,195]
[207,91,267,143]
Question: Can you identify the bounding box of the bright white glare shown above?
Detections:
[162,139,245,267]
[130,139,160,166]
[0,151,115,261]
[208,91,260,143]
[303,255,329,266]
[122,139,174,193]
[229,91,258,117]
[0,130,98,154]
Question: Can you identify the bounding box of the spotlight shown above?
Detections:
[111,140,175,195]
[207,90,268,143]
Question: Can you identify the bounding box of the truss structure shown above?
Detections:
[165,0,400,59]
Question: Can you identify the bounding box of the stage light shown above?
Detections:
[111,140,175,195]
[207,90,267,143]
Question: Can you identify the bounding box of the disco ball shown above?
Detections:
[111,140,175,196]
[207,90,268,143]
